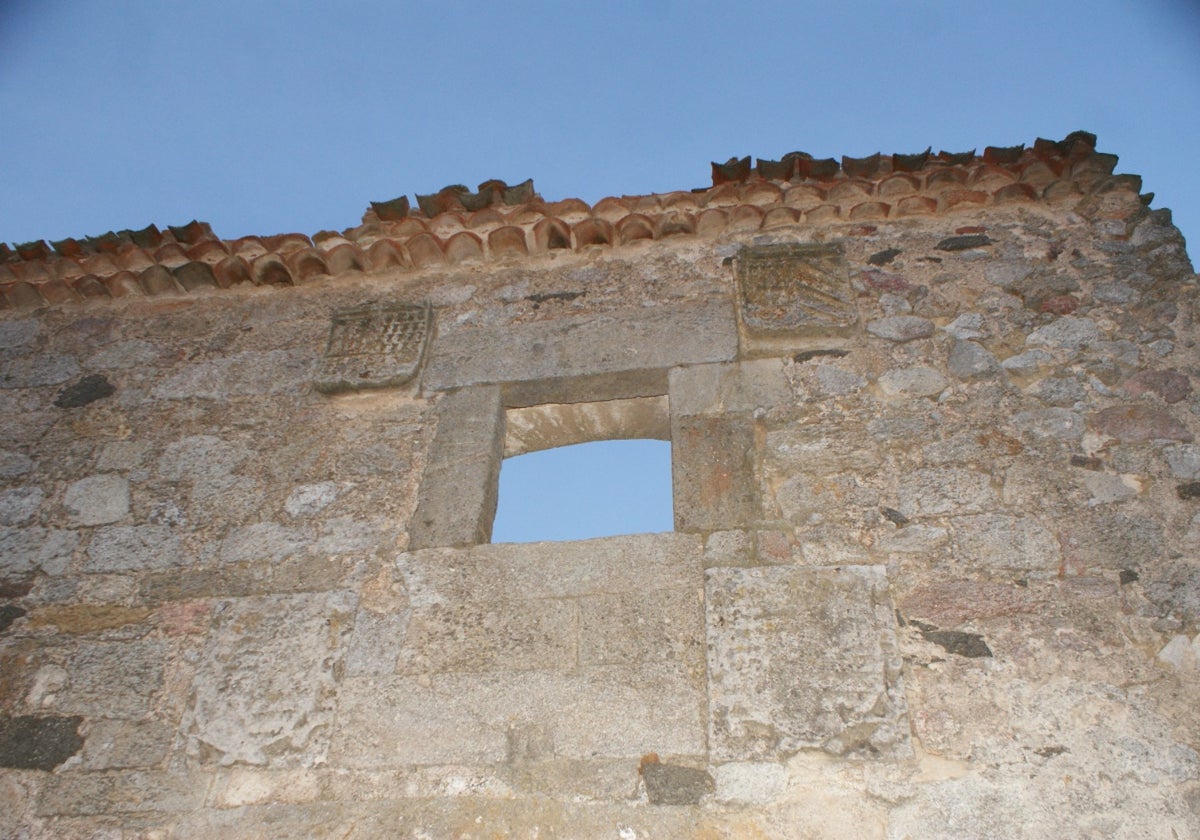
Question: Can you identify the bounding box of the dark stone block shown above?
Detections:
[0,715,84,770]
[640,758,713,805]
[0,577,35,599]
[1119,569,1139,585]
[54,374,115,408]
[935,234,993,252]
[0,604,26,633]
[922,629,992,658]
[792,348,848,364]
[1177,482,1200,500]
[868,248,901,266]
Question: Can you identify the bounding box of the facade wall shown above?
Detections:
[2,141,1200,837]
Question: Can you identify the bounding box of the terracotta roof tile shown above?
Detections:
[842,153,883,179]
[848,201,890,221]
[762,206,803,229]
[712,156,752,185]
[937,149,976,165]
[571,218,612,250]
[366,239,412,271]
[405,232,446,268]
[0,131,1156,310]
[895,195,938,216]
[252,253,293,286]
[173,261,218,291]
[139,265,182,296]
[213,256,253,288]
[105,271,143,297]
[444,231,485,263]
[892,148,931,172]
[615,214,654,244]
[532,218,571,252]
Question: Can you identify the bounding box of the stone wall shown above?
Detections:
[2,138,1200,837]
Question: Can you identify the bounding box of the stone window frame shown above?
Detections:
[408,361,772,551]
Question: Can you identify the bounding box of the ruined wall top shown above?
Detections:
[0,131,1168,311]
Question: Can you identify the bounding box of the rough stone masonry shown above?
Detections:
[1,132,1200,838]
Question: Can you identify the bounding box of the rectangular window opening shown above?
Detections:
[492,396,673,543]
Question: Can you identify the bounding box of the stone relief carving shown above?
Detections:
[314,301,432,393]
[735,243,856,342]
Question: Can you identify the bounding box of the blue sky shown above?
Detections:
[2,1,1198,541]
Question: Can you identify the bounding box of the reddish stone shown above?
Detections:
[1040,295,1079,316]
[955,226,987,235]
[1090,405,1193,442]
[844,224,878,237]
[1121,369,1193,404]
[859,269,910,292]
[155,600,211,636]
[899,580,1037,626]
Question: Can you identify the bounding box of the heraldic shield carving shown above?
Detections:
[314,301,433,393]
[735,243,856,345]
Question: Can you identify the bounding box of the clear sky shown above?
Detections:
[2,1,1198,541]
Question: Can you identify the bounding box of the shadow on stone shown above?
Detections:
[0,715,85,770]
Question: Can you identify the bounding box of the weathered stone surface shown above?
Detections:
[1026,316,1102,350]
[54,640,166,718]
[878,365,947,398]
[332,663,705,766]
[640,759,713,805]
[1012,408,1085,439]
[0,715,83,769]
[36,769,209,816]
[218,521,305,564]
[673,412,759,531]
[0,486,42,525]
[942,312,984,339]
[668,359,790,416]
[396,598,577,675]
[0,449,33,479]
[85,524,182,572]
[814,364,867,396]
[953,514,1060,571]
[712,761,787,804]
[895,468,996,517]
[1121,368,1192,403]
[0,526,78,575]
[283,481,341,517]
[578,587,704,668]
[75,719,173,770]
[64,473,130,525]
[947,339,1001,379]
[183,591,356,766]
[0,354,80,389]
[0,319,38,349]
[424,302,737,391]
[408,385,503,549]
[1061,512,1165,571]
[866,315,935,343]
[152,349,314,400]
[1001,348,1053,372]
[399,532,701,604]
[706,565,909,761]
[1090,405,1193,442]
[1165,444,1200,479]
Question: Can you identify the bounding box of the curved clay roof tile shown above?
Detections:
[488,226,530,258]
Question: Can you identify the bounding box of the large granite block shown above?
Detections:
[706,565,910,761]
[423,301,737,392]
